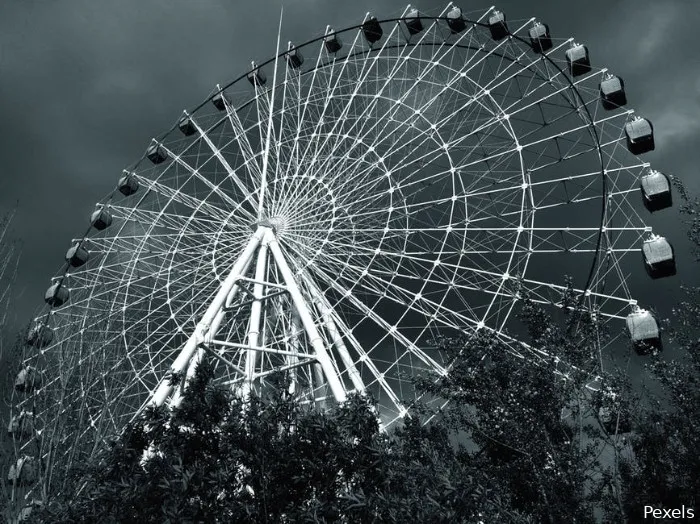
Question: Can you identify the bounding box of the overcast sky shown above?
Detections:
[0,0,698,333]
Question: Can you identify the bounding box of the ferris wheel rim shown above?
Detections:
[26,15,630,384]
[34,18,612,332]
[55,38,607,347]
[23,11,629,410]
[10,7,666,501]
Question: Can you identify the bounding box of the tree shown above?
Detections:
[0,211,26,524]
[27,296,638,523]
[31,360,526,523]
[415,302,610,524]
[23,180,700,521]
[613,179,700,521]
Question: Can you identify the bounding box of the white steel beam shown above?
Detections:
[150,227,266,407]
[257,10,283,220]
[170,278,251,410]
[242,239,270,400]
[302,274,366,395]
[265,229,347,403]
[314,363,327,410]
[316,299,365,394]
[208,339,313,359]
[287,312,302,395]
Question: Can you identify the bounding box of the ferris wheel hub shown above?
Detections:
[249,216,288,237]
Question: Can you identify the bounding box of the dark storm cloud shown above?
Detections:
[0,0,698,331]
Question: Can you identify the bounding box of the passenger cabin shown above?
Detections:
[560,405,573,424]
[14,367,39,393]
[446,6,466,33]
[599,75,627,110]
[642,236,676,279]
[7,411,34,438]
[45,283,69,308]
[18,505,34,523]
[488,10,509,41]
[362,16,383,44]
[640,170,672,212]
[247,63,267,86]
[7,456,38,486]
[528,22,552,53]
[212,91,230,111]
[559,398,580,426]
[146,142,168,164]
[286,44,304,69]
[626,309,661,354]
[65,243,89,268]
[178,115,197,136]
[90,207,112,231]
[17,501,43,523]
[324,28,342,53]
[566,44,591,77]
[625,117,655,155]
[118,171,139,196]
[598,405,632,434]
[27,323,52,348]
[404,8,423,35]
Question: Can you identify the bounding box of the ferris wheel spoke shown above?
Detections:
[136,175,231,223]
[337,45,550,177]
[315,243,512,317]
[270,62,299,192]
[82,229,217,253]
[310,259,494,354]
[53,245,230,351]
[216,88,263,186]
[317,238,632,319]
[316,225,644,255]
[108,205,223,235]
[455,105,594,175]
[483,53,594,128]
[295,10,491,200]
[157,143,257,223]
[279,43,334,184]
[365,61,600,183]
[289,32,370,200]
[333,257,613,361]
[253,87,273,171]
[288,82,398,205]
[305,261,446,375]
[60,241,218,295]
[301,273,405,417]
[256,27,288,222]
[180,112,259,212]
[300,15,440,164]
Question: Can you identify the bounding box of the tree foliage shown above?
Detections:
[613,180,700,520]
[27,285,699,522]
[29,360,526,523]
[19,182,700,522]
[24,296,610,523]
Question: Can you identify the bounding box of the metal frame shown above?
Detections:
[153,225,358,411]
[9,4,671,507]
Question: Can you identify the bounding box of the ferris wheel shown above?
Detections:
[8,4,677,500]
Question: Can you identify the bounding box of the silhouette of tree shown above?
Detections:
[613,181,700,521]
[23,186,700,521]
[30,359,528,523]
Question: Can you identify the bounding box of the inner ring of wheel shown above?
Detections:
[169,19,606,301]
